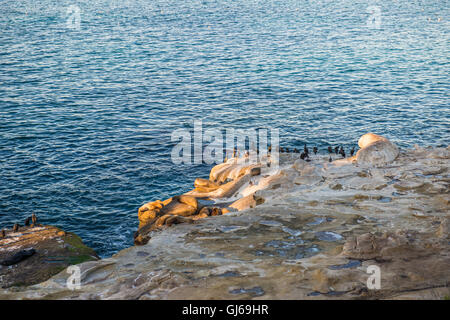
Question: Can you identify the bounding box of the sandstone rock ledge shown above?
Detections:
[0,225,99,289]
[0,133,448,300]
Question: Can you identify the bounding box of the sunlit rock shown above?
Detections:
[355,133,399,166]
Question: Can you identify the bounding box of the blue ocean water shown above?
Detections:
[0,0,449,257]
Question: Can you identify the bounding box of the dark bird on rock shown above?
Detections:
[339,146,345,158]
[313,146,318,154]
[350,146,355,156]
[32,213,37,225]
[329,156,332,162]
[304,144,309,155]
[280,147,285,153]
[24,217,30,226]
[1,229,5,238]
[285,147,289,153]
[328,146,333,154]
[300,152,309,160]
[334,146,339,154]
[294,148,299,153]
[13,224,19,233]
[268,145,272,153]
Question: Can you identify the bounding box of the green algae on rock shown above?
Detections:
[0,225,98,289]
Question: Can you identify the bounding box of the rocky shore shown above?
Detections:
[0,133,448,299]
[0,225,98,289]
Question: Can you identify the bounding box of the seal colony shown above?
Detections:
[0,132,448,299]
[133,133,400,246]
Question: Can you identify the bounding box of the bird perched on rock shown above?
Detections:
[1,229,5,238]
[13,224,19,233]
[24,217,31,226]
[294,148,299,153]
[268,145,272,153]
[280,147,285,153]
[32,213,37,226]
[328,146,333,154]
[304,144,309,155]
[334,146,339,154]
[339,146,346,158]
[350,146,355,156]
[329,156,332,162]
[313,146,318,154]
[285,147,289,153]
[300,152,308,160]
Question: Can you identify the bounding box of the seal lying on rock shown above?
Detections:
[1,248,36,266]
[136,191,232,245]
[134,207,225,246]
[138,195,199,228]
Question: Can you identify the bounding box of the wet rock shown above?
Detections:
[229,286,265,297]
[328,260,361,270]
[315,231,343,242]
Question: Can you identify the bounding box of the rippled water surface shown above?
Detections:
[1,0,449,257]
